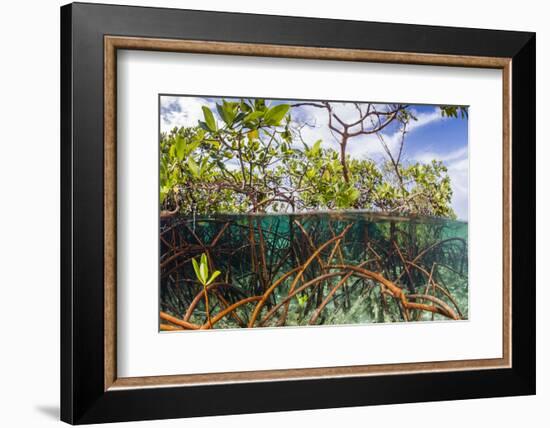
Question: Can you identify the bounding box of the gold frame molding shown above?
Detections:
[104,35,512,391]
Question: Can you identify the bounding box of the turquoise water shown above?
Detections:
[160,212,468,329]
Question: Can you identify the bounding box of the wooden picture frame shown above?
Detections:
[61,2,535,424]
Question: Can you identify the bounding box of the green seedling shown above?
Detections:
[192,253,221,328]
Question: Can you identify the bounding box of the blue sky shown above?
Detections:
[160,96,469,220]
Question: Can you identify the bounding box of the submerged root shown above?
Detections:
[160,217,468,329]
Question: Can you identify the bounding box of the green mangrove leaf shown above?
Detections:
[239,100,252,113]
[160,158,168,179]
[206,270,221,285]
[175,136,186,160]
[348,187,360,203]
[160,186,168,204]
[311,139,322,156]
[202,106,217,131]
[169,143,176,159]
[264,104,290,125]
[200,253,209,283]
[187,138,201,153]
[247,129,259,141]
[243,111,264,123]
[198,121,210,131]
[199,156,210,175]
[254,99,266,111]
[187,157,199,177]
[297,294,308,308]
[216,102,235,126]
[191,257,201,283]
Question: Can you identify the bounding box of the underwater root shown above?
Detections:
[160,265,459,331]
[160,218,466,329]
[160,311,200,330]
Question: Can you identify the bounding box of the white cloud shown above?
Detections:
[414,146,468,164]
[407,108,444,132]
[446,156,469,220]
[160,96,216,133]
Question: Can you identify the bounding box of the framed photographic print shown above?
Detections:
[60,2,536,424]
